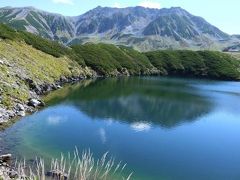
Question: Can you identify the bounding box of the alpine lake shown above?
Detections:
[1,77,240,180]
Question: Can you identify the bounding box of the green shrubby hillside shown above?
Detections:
[71,43,122,76]
[71,43,157,76]
[145,50,240,80]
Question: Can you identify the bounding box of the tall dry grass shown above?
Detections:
[12,149,132,180]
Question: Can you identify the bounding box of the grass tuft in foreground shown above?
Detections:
[7,149,132,180]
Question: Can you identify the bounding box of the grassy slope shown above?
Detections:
[0,40,86,107]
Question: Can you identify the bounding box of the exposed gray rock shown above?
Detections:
[0,108,8,124]
[56,85,62,89]
[16,104,25,111]
[8,170,18,179]
[27,98,42,107]
[0,154,18,180]
[41,84,52,92]
[25,78,44,94]
[17,111,26,117]
[60,76,68,83]
[120,68,130,76]
[46,170,68,180]
[0,154,12,163]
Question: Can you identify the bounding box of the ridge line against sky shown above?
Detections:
[0,0,240,35]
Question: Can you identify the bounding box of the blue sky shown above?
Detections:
[0,0,239,34]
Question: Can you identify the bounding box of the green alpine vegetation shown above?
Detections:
[71,43,240,79]
[145,50,240,80]
[71,43,157,76]
[0,23,240,113]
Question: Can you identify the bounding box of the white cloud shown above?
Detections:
[113,2,121,8]
[139,0,161,9]
[52,0,74,5]
[131,122,151,132]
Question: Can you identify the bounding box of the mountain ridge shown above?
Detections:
[0,6,239,51]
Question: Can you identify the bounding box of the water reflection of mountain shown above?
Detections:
[46,77,213,128]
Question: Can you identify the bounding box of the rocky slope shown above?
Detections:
[224,43,240,52]
[0,6,75,43]
[0,37,95,125]
[0,6,239,51]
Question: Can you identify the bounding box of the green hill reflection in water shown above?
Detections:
[45,77,213,128]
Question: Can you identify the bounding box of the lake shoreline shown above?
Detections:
[1,73,239,131]
[0,74,96,130]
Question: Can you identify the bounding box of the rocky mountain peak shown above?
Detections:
[0,5,236,51]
